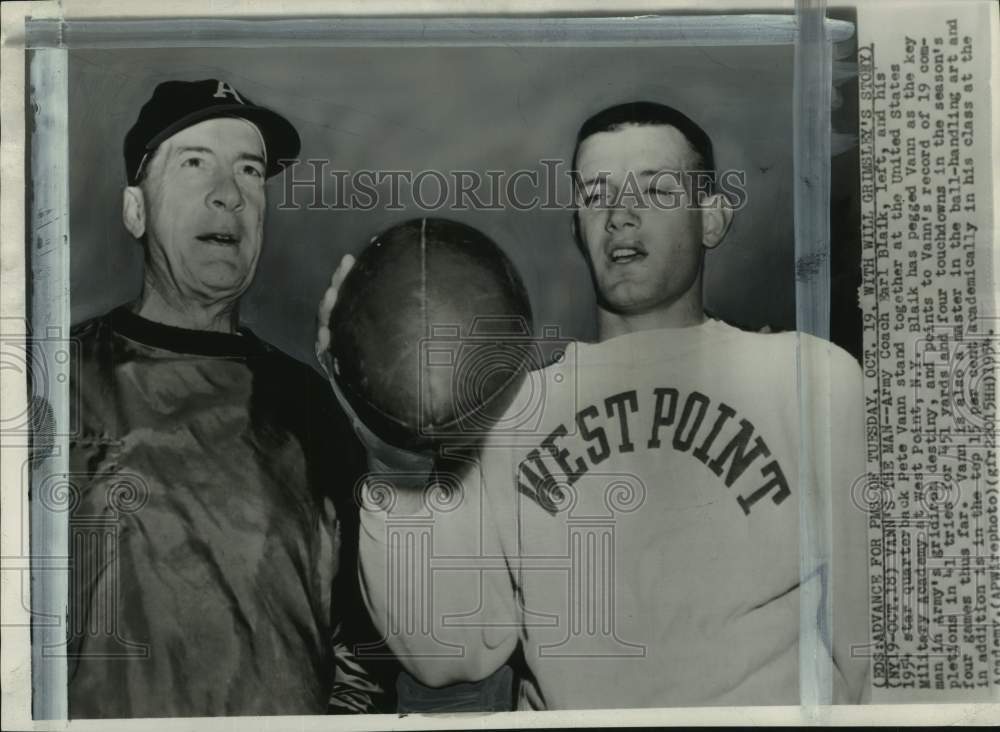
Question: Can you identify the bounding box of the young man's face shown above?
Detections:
[574,124,709,317]
[126,117,267,308]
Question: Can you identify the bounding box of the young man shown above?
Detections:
[68,80,389,717]
[318,102,870,708]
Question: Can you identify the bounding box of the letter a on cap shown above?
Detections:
[213,80,244,104]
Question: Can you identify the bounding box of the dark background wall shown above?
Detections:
[67,42,860,367]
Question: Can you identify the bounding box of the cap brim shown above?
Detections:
[145,103,301,179]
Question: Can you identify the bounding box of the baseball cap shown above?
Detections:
[124,79,301,185]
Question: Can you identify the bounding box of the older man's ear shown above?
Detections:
[122,186,147,240]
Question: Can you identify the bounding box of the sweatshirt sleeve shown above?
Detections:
[357,446,521,688]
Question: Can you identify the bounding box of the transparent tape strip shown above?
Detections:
[28,47,70,721]
[794,0,836,715]
[24,14,855,48]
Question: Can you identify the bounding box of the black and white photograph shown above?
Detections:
[1,0,996,727]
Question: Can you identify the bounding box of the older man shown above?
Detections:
[68,80,388,717]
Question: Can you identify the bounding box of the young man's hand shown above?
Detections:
[315,254,354,372]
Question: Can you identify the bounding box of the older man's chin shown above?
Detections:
[190,262,257,301]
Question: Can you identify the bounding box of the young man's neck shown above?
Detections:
[597,293,707,341]
[132,284,239,334]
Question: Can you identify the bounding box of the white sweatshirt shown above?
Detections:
[359,320,870,709]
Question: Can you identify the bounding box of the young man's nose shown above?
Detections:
[606,204,640,232]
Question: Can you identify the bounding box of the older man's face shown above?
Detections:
[134,117,267,307]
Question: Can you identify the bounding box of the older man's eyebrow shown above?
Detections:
[173,147,265,166]
[175,146,213,156]
[237,152,266,166]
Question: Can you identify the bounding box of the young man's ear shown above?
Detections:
[700,192,734,250]
[122,186,147,240]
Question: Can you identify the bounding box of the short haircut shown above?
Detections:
[572,101,716,192]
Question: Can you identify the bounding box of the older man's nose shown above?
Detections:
[207,173,245,211]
